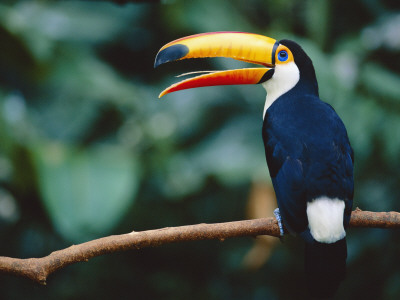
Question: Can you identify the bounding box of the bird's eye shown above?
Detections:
[278,50,288,62]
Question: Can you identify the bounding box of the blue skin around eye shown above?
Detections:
[278,50,288,62]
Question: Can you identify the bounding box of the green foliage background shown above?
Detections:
[0,0,399,299]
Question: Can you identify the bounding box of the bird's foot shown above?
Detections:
[273,208,284,237]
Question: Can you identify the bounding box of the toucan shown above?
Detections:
[154,32,353,298]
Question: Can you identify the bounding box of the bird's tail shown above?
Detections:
[305,238,347,299]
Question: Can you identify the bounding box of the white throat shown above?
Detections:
[262,62,300,119]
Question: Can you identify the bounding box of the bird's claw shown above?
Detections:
[274,208,284,237]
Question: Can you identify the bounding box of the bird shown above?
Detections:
[154,32,354,298]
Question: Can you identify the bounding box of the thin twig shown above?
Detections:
[0,209,399,285]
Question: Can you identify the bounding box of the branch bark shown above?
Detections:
[0,209,399,285]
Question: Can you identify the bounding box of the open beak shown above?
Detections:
[154,32,279,98]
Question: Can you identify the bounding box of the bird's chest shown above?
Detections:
[263,95,336,147]
[262,102,339,179]
[263,109,315,157]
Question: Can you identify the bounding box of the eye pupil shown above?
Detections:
[278,50,288,62]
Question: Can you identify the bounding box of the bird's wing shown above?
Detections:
[264,133,309,234]
[271,155,309,235]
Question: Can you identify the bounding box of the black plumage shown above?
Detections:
[262,40,353,298]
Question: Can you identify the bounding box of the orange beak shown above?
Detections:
[154,32,279,98]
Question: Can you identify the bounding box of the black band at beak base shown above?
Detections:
[258,69,275,84]
[271,41,280,66]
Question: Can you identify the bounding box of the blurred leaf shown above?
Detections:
[32,142,140,242]
[381,113,400,164]
[361,63,400,102]
[189,116,268,185]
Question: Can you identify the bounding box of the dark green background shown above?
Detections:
[0,0,399,299]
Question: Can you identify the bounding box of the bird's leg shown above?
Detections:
[273,208,284,237]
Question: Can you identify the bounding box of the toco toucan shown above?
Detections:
[154,32,353,298]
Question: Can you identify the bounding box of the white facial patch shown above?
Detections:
[262,62,300,119]
[306,197,346,244]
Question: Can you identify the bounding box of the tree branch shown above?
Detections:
[0,209,399,285]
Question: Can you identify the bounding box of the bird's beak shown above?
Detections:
[154,32,279,98]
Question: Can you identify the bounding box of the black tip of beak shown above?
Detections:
[154,44,189,68]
